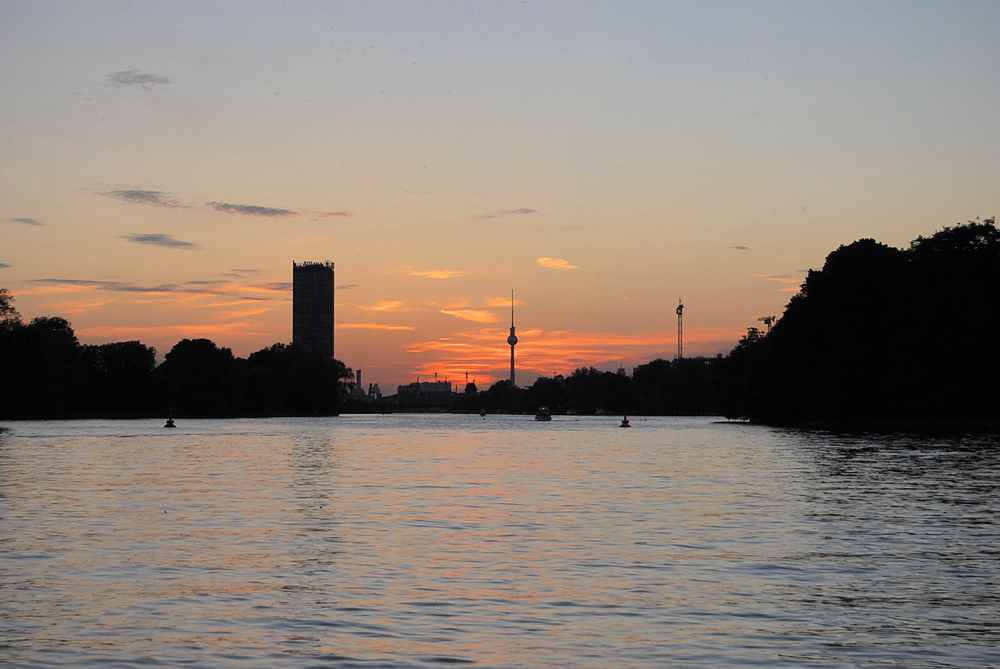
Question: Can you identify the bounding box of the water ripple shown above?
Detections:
[1,416,998,667]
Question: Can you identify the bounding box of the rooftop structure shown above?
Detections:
[292,261,334,360]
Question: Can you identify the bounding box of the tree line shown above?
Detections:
[717,218,1000,429]
[453,358,722,416]
[0,293,352,419]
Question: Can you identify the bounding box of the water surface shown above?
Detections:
[1,416,997,667]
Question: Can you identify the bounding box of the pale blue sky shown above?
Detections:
[2,1,998,386]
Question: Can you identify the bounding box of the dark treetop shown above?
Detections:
[716,218,1000,429]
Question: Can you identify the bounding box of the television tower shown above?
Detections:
[507,290,518,386]
[676,298,684,359]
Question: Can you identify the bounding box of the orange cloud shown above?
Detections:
[439,309,499,323]
[39,298,114,313]
[338,323,415,330]
[483,296,524,307]
[536,257,579,270]
[77,321,270,341]
[756,274,804,293]
[19,284,99,296]
[410,270,470,279]
[357,300,405,312]
[402,325,742,385]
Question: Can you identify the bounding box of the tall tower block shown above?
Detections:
[293,261,335,360]
[507,290,518,386]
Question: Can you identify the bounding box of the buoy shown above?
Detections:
[619,415,631,428]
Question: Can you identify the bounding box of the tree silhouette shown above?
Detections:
[718,218,1000,428]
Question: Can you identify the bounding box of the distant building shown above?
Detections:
[353,369,368,400]
[387,377,456,411]
[352,370,383,402]
[397,379,453,395]
[292,261,334,359]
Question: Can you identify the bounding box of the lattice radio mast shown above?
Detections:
[676,299,684,359]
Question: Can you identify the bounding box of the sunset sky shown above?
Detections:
[2,1,998,389]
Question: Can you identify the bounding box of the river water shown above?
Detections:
[1,415,997,668]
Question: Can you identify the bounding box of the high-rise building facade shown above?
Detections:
[507,290,517,386]
[292,261,334,359]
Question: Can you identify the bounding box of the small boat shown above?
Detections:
[619,415,631,428]
[535,406,552,421]
[164,418,176,428]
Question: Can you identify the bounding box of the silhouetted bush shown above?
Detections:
[718,218,1000,428]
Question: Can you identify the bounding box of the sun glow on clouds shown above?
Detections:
[409,270,470,279]
[404,326,741,386]
[77,322,270,342]
[40,299,115,314]
[483,296,523,307]
[439,309,499,323]
[339,323,415,331]
[756,274,804,293]
[357,300,405,312]
[536,257,578,270]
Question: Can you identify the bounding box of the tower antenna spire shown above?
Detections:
[507,290,518,386]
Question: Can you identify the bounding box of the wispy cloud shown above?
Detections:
[27,278,286,307]
[475,208,537,220]
[0,263,10,269]
[358,300,405,312]
[337,284,360,290]
[253,282,292,292]
[38,298,115,314]
[7,217,42,226]
[101,190,346,221]
[439,309,499,323]
[729,245,750,251]
[536,257,579,270]
[410,270,470,279]
[184,280,228,288]
[484,296,524,307]
[756,274,800,283]
[108,70,172,89]
[105,189,181,207]
[78,322,270,342]
[756,274,803,293]
[29,279,178,294]
[209,202,297,217]
[338,323,415,330]
[120,233,199,249]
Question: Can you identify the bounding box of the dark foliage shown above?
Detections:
[155,339,241,417]
[0,307,353,419]
[718,218,1000,428]
[457,361,720,416]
